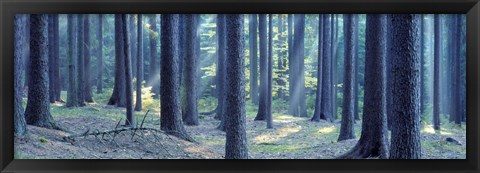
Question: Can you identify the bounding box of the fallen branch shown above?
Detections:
[63,127,166,142]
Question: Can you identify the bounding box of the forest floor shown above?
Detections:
[15,92,466,159]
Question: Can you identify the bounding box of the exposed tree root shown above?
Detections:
[336,141,388,159]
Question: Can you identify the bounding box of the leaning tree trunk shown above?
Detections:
[254,14,268,121]
[338,14,356,141]
[160,14,193,142]
[25,14,61,130]
[337,14,389,159]
[389,14,422,159]
[135,14,144,111]
[182,14,199,126]
[311,14,324,122]
[14,14,27,136]
[224,14,248,159]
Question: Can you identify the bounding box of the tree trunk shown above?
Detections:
[311,14,324,122]
[160,14,193,142]
[215,14,227,131]
[224,14,248,159]
[266,14,274,129]
[433,14,441,130]
[249,14,259,105]
[389,14,422,159]
[122,14,134,127]
[83,14,95,103]
[320,14,333,122]
[453,14,462,125]
[353,15,360,121]
[14,14,27,136]
[66,15,78,107]
[108,14,127,107]
[149,15,160,98]
[287,14,294,107]
[53,15,61,102]
[96,14,104,94]
[385,14,393,130]
[77,14,86,107]
[419,15,425,116]
[25,14,60,130]
[48,15,56,103]
[135,14,144,111]
[183,14,199,126]
[288,14,307,117]
[338,14,388,159]
[254,14,268,121]
[338,14,356,141]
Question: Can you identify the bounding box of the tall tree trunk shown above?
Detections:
[215,14,227,131]
[338,14,388,159]
[249,14,259,105]
[66,15,78,107]
[76,14,86,107]
[338,14,356,141]
[25,14,60,130]
[84,14,95,103]
[433,14,441,130]
[224,14,248,159]
[130,15,137,78]
[311,14,324,122]
[53,15,61,102]
[135,14,144,111]
[287,14,294,108]
[353,14,360,121]
[122,14,134,127]
[254,14,268,121]
[108,14,127,107]
[419,14,425,116]
[266,14,274,129]
[385,14,393,130]
[288,14,307,117]
[453,14,462,125]
[14,14,27,136]
[96,14,104,94]
[389,14,422,159]
[183,14,199,126]
[331,14,337,120]
[160,14,193,142]
[48,15,56,103]
[320,14,333,122]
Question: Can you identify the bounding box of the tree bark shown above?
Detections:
[122,14,134,127]
[14,14,27,136]
[320,14,333,122]
[84,14,95,103]
[77,14,86,107]
[311,14,324,122]
[224,14,248,159]
[108,14,127,107]
[254,14,268,121]
[66,15,78,107]
[215,14,227,131]
[96,14,104,94]
[183,14,199,126]
[433,14,441,130]
[249,14,259,105]
[135,14,144,111]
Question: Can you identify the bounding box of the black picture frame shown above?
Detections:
[1,0,479,172]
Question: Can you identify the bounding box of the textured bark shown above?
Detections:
[249,14,259,105]
[96,14,104,94]
[83,14,95,103]
[331,14,337,120]
[338,14,355,141]
[48,15,55,103]
[433,14,441,130]
[66,15,78,107]
[320,14,333,121]
[224,14,248,159]
[135,14,143,111]
[338,14,388,159]
[122,15,134,127]
[108,15,127,107]
[453,14,462,125]
[130,15,137,78]
[14,14,27,136]
[419,15,425,116]
[215,14,227,131]
[287,14,294,105]
[25,14,60,130]
[389,14,422,159]
[266,14,274,129]
[183,14,199,126]
[53,15,61,102]
[160,14,193,142]
[353,15,360,121]
[76,15,86,107]
[311,14,324,122]
[178,15,186,87]
[254,14,268,121]
[385,14,393,130]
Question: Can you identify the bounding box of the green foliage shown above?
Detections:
[39,137,48,143]
[198,96,217,113]
[272,99,288,114]
[132,83,160,112]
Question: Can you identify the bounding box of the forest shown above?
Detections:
[14,14,466,159]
